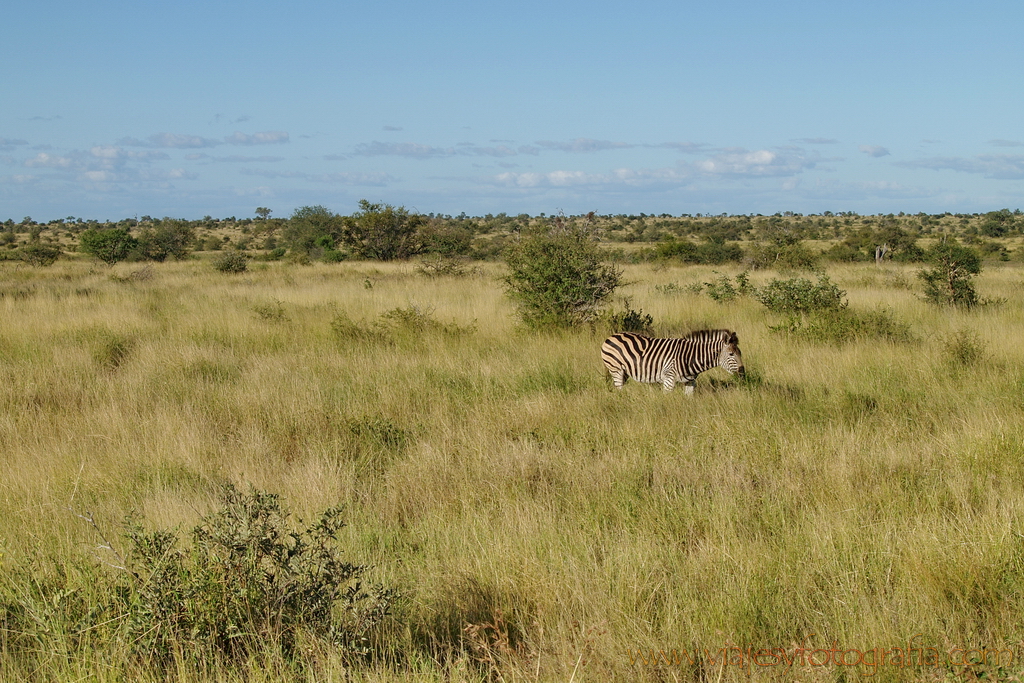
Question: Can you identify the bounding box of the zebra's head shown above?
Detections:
[718,331,745,376]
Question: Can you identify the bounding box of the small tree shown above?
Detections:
[17,242,61,266]
[503,213,622,328]
[136,218,196,261]
[283,205,344,258]
[79,227,138,265]
[341,200,425,261]
[918,238,982,307]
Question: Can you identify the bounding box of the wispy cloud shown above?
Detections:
[119,131,289,148]
[354,141,456,158]
[794,138,839,145]
[224,131,289,146]
[240,168,393,185]
[353,141,538,158]
[989,139,1024,148]
[20,146,189,186]
[688,148,819,177]
[383,125,403,131]
[120,133,220,149]
[210,155,286,163]
[488,147,819,190]
[534,138,633,153]
[860,145,891,158]
[898,154,1024,179]
[0,138,29,152]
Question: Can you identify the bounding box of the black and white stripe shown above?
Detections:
[601,329,745,394]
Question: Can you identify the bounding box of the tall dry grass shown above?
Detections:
[2,257,1024,681]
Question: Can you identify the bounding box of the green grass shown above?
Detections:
[2,257,1024,681]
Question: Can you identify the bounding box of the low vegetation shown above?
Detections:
[1,208,1024,681]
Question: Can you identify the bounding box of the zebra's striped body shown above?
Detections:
[601,330,744,394]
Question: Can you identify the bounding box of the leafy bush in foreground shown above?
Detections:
[117,484,394,667]
[503,214,622,328]
[756,274,847,314]
[1,485,395,676]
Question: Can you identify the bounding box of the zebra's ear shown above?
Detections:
[728,331,739,345]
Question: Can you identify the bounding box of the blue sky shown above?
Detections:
[3,0,1023,221]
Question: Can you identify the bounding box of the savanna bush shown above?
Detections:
[943,328,986,366]
[756,274,846,314]
[653,238,743,264]
[918,238,982,308]
[79,227,138,265]
[603,298,655,334]
[16,242,61,266]
[503,213,622,328]
[212,251,249,273]
[2,486,395,676]
[769,307,914,344]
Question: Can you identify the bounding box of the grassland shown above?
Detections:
[2,254,1024,681]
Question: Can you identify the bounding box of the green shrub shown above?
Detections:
[694,271,754,303]
[503,214,622,328]
[115,484,394,668]
[603,298,655,334]
[943,328,985,366]
[134,219,196,261]
[341,200,425,261]
[756,275,846,314]
[79,227,138,265]
[17,242,61,266]
[769,307,914,344]
[654,238,743,264]
[212,251,249,273]
[744,241,820,270]
[918,239,982,307]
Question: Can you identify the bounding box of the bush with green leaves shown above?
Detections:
[918,238,982,307]
[756,274,847,314]
[341,200,426,261]
[603,298,654,334]
[79,227,138,265]
[212,250,249,273]
[503,214,622,328]
[17,242,61,266]
[283,205,346,259]
[134,219,196,261]
[116,484,394,667]
[0,485,394,677]
[768,307,914,344]
[691,271,754,303]
[653,238,743,264]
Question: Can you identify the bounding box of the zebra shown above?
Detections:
[601,329,745,395]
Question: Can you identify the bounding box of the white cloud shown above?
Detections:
[240,168,393,185]
[534,138,633,153]
[224,131,290,145]
[897,154,1024,179]
[860,145,891,158]
[688,148,818,177]
[25,152,74,168]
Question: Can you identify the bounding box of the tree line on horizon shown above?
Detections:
[2,203,1022,268]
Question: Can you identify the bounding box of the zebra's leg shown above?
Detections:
[610,369,626,389]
